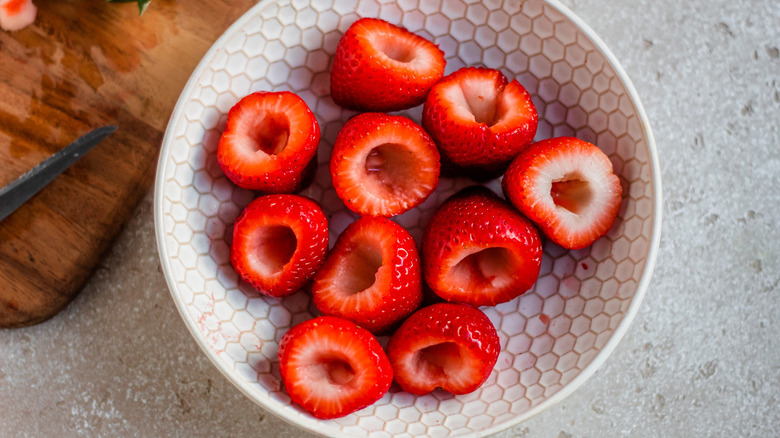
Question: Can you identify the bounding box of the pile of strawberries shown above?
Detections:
[215,18,622,420]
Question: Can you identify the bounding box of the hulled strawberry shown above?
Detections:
[230,194,328,297]
[386,302,500,395]
[502,136,623,249]
[312,216,422,334]
[422,186,542,306]
[330,17,446,112]
[330,112,440,217]
[217,91,320,193]
[278,316,393,419]
[422,67,538,179]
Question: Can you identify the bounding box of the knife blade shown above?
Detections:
[0,125,118,222]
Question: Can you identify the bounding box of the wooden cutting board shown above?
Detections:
[0,0,256,328]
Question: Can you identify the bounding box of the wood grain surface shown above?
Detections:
[0,0,256,328]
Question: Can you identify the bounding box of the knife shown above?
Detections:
[0,125,118,222]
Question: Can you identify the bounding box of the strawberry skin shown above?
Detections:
[502,137,623,249]
[330,17,446,112]
[312,216,422,334]
[386,303,500,395]
[422,67,538,179]
[217,91,320,193]
[422,186,542,306]
[278,316,393,419]
[330,112,440,217]
[230,194,328,297]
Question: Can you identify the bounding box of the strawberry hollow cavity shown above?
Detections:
[248,225,297,276]
[363,143,421,197]
[363,20,437,69]
[333,239,383,297]
[413,342,463,382]
[449,247,520,291]
[551,172,594,215]
[307,355,356,386]
[376,39,418,63]
[241,113,290,156]
[442,72,514,128]
[454,83,506,127]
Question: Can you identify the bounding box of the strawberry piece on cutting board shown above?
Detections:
[0,0,37,31]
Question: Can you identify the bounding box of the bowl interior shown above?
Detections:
[155,0,659,436]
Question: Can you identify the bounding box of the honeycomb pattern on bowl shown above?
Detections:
[156,0,659,436]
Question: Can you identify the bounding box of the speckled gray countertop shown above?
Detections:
[2,0,779,436]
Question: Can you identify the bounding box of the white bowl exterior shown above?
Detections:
[154,0,661,436]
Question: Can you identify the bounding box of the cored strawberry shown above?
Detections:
[230,194,328,297]
[312,216,422,334]
[330,112,440,217]
[386,302,499,395]
[422,67,538,179]
[502,136,623,249]
[217,91,320,193]
[330,17,446,112]
[422,186,542,306]
[278,316,393,419]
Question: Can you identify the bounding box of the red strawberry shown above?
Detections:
[386,302,500,395]
[230,194,328,297]
[502,136,623,249]
[278,316,393,419]
[422,186,542,306]
[312,216,422,334]
[330,112,440,217]
[422,67,538,179]
[330,17,446,112]
[217,91,320,193]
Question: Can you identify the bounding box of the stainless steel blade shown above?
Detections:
[0,125,118,222]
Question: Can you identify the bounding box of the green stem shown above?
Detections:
[106,0,152,15]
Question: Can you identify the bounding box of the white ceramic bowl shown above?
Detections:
[154,0,661,436]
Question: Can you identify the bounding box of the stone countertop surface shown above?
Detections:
[2,0,779,436]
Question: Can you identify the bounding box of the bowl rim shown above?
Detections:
[153,0,663,436]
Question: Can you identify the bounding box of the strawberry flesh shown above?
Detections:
[217,91,319,193]
[387,303,499,395]
[230,194,328,297]
[0,0,36,31]
[312,216,422,334]
[330,17,446,112]
[330,112,440,217]
[422,186,543,306]
[278,316,393,419]
[502,136,623,249]
[422,67,538,179]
